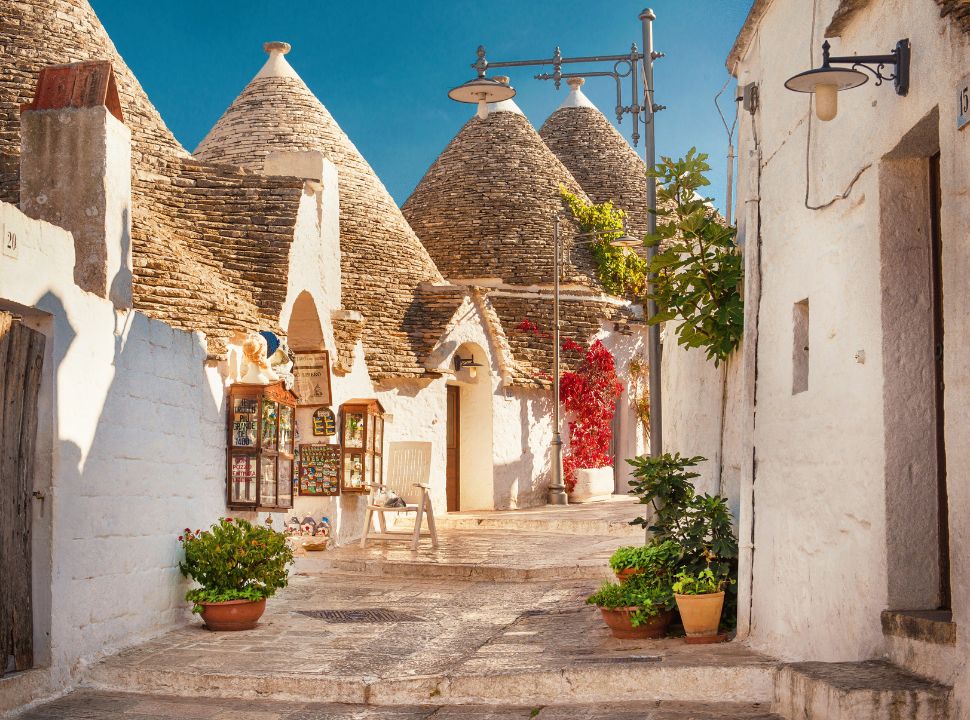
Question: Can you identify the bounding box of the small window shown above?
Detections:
[793,299,809,394]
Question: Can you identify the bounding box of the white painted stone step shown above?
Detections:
[773,661,952,720]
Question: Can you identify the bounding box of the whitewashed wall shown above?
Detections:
[731,3,970,707]
[0,202,227,701]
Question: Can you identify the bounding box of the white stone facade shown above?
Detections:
[659,0,970,711]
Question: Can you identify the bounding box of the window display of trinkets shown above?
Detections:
[227,381,296,511]
[298,444,340,496]
[339,399,385,493]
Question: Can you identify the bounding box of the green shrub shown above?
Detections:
[626,452,738,628]
[178,518,294,613]
[608,539,682,576]
[672,567,732,595]
[586,573,671,627]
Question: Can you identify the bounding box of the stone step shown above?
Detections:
[394,498,645,538]
[85,658,777,707]
[17,689,785,719]
[773,661,952,720]
[300,555,614,582]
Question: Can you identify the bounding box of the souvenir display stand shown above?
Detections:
[339,399,385,493]
[227,381,296,511]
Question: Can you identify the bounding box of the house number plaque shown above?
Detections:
[959,73,970,131]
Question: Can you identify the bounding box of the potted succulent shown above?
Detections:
[609,539,682,582]
[671,567,732,643]
[586,573,675,639]
[178,517,294,631]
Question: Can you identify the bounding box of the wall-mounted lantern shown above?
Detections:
[785,39,910,121]
[453,354,483,379]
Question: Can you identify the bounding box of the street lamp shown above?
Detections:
[545,214,640,505]
[447,8,667,486]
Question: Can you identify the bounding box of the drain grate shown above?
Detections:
[297,608,424,623]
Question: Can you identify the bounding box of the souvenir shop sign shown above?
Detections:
[299,443,340,496]
[312,407,337,437]
[293,351,332,406]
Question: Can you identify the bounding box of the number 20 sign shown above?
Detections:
[959,74,970,131]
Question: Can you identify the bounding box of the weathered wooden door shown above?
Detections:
[446,385,460,512]
[1,311,45,677]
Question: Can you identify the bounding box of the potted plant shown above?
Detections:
[586,573,675,639]
[609,539,682,582]
[178,517,294,631]
[671,567,732,643]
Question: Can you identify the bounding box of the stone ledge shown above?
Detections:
[881,609,956,646]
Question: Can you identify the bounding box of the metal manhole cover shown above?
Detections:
[297,609,424,623]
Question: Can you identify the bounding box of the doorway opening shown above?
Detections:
[446,385,460,512]
[879,109,949,611]
[451,343,494,511]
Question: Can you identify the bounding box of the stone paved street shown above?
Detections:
[15,502,779,717]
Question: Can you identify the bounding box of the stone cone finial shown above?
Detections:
[263,41,291,55]
[255,41,299,80]
[558,76,596,110]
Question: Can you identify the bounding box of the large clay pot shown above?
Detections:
[598,606,675,639]
[199,599,266,631]
[674,592,724,640]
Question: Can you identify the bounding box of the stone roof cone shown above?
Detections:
[0,0,188,204]
[402,90,600,289]
[195,42,446,379]
[539,77,650,241]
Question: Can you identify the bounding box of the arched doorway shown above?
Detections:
[449,342,494,511]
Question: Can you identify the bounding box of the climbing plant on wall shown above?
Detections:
[646,149,743,364]
[560,187,647,299]
[516,320,623,492]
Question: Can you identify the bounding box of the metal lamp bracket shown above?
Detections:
[823,38,911,96]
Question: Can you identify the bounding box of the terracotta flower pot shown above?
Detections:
[598,606,675,639]
[199,598,266,631]
[614,568,645,582]
[674,591,724,640]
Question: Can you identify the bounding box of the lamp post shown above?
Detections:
[448,8,667,475]
[547,216,639,506]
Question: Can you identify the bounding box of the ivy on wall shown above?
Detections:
[560,187,647,299]
[646,149,743,364]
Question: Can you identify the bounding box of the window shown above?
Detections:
[792,299,809,394]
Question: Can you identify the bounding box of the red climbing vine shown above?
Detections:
[516,320,623,492]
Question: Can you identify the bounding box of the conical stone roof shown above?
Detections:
[195,43,446,379]
[0,0,188,204]
[402,101,600,290]
[539,78,650,241]
[0,1,316,355]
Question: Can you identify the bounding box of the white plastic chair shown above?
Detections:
[360,441,438,551]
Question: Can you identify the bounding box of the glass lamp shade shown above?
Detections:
[785,66,867,121]
[815,83,838,121]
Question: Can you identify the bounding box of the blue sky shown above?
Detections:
[91,1,752,214]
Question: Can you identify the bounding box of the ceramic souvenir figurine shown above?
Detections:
[300,515,317,536]
[316,517,331,538]
[239,333,279,385]
[286,516,301,535]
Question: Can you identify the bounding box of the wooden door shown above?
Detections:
[0,312,45,676]
[929,152,950,610]
[446,385,460,512]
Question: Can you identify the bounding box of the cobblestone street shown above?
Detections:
[14,500,781,718]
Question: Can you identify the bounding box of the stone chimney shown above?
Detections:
[19,61,133,309]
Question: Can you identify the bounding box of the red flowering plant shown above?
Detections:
[516,320,624,491]
[178,518,293,613]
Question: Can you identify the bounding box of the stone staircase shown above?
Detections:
[773,660,952,720]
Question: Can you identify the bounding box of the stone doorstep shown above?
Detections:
[302,559,613,583]
[13,689,786,720]
[773,661,953,720]
[398,515,644,538]
[82,660,777,707]
[881,609,956,645]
